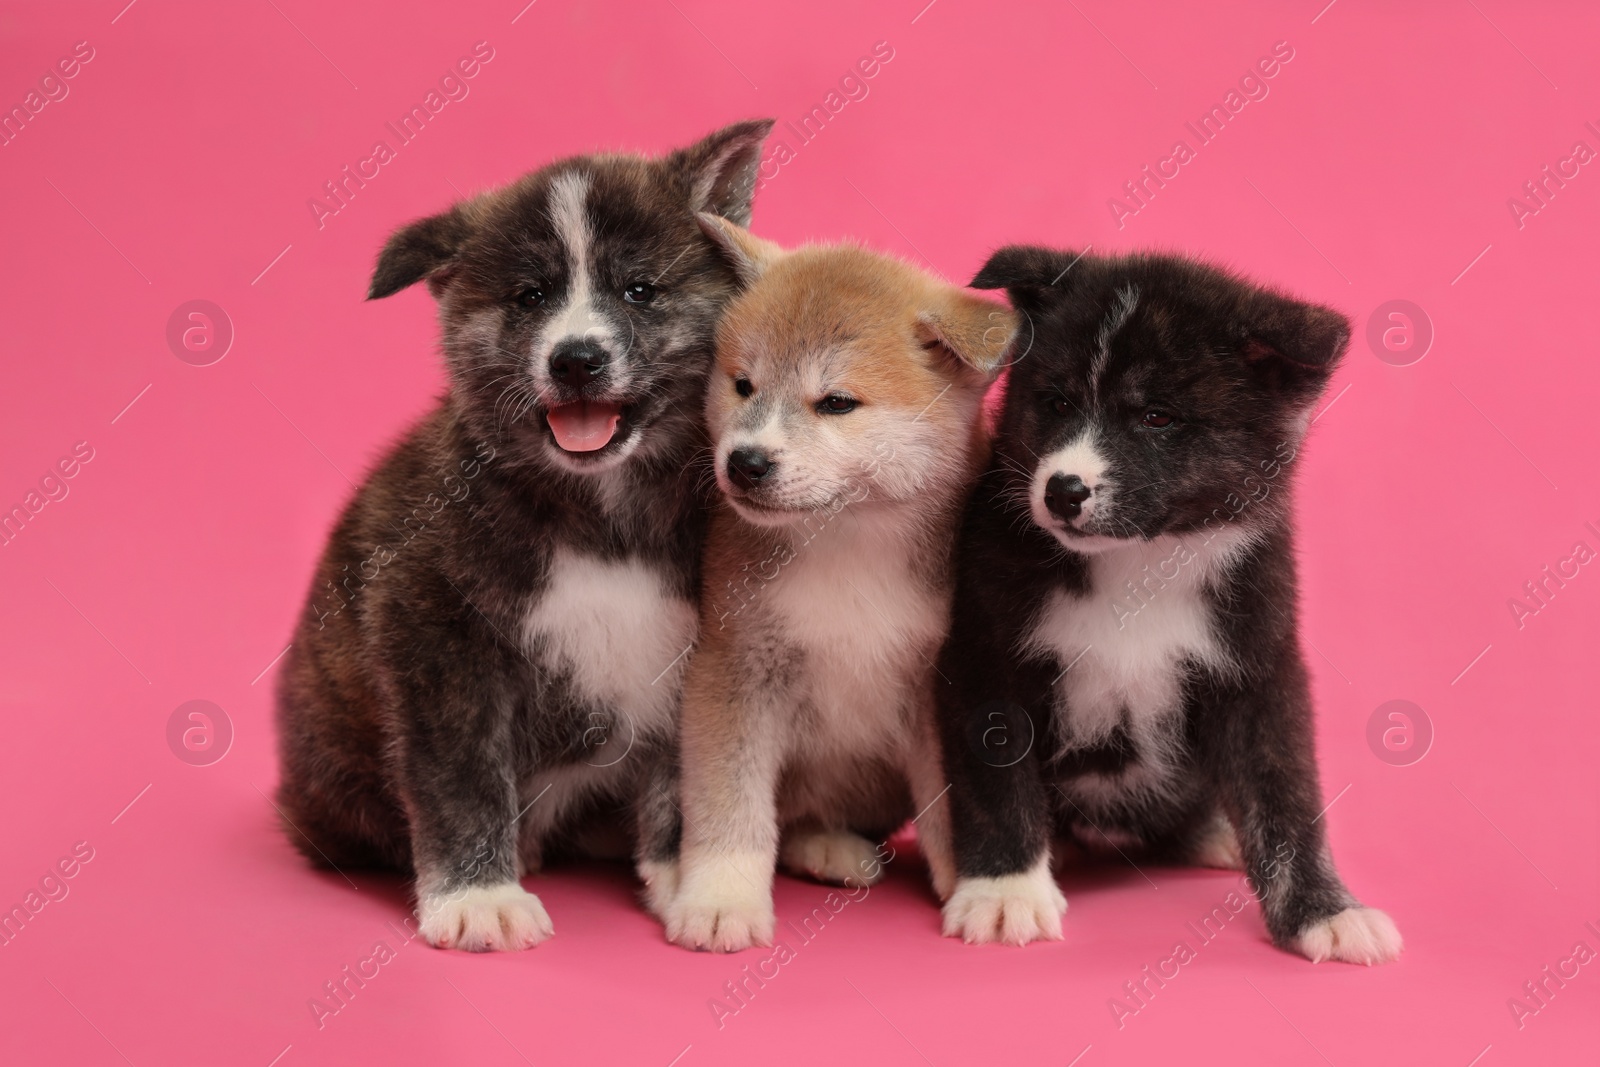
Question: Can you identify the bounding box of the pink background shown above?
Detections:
[2,1,1596,1064]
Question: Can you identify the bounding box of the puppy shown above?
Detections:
[274,120,774,950]
[935,247,1401,965]
[661,220,1015,952]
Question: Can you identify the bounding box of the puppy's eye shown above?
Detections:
[734,377,754,398]
[818,394,857,415]
[1141,410,1176,429]
[1050,396,1075,417]
[623,283,657,305]
[516,287,545,309]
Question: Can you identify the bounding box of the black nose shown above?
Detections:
[1045,473,1092,521]
[549,339,609,387]
[727,449,773,489]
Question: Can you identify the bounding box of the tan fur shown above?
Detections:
[662,220,1015,951]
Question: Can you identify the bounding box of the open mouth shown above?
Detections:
[544,399,631,455]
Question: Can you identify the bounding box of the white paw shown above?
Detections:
[664,859,774,953]
[1190,814,1243,870]
[638,858,679,919]
[942,860,1067,946]
[416,882,553,952]
[1295,907,1402,965]
[780,830,883,886]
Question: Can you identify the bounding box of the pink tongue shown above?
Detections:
[546,400,623,452]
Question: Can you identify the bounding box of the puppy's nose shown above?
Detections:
[549,339,609,387]
[1045,473,1092,521]
[727,449,773,488]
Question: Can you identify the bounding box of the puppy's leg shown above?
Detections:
[1198,662,1401,966]
[634,746,682,920]
[410,792,553,952]
[412,811,553,952]
[663,636,784,953]
[936,658,1065,945]
[780,828,884,886]
[398,673,552,952]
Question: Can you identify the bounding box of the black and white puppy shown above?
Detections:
[934,247,1401,965]
[274,120,774,951]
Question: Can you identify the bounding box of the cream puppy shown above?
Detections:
[661,219,1015,951]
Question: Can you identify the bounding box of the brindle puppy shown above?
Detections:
[275,121,774,951]
[936,247,1400,965]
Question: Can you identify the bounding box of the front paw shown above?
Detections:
[780,830,883,886]
[942,861,1067,946]
[664,868,774,952]
[416,882,553,952]
[1294,907,1402,965]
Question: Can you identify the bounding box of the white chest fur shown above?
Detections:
[1024,531,1251,772]
[520,546,697,731]
[766,512,946,756]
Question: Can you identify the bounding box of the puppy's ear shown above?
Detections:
[1240,291,1351,377]
[671,119,776,227]
[368,206,471,300]
[916,291,1017,380]
[697,213,784,287]
[970,245,1086,312]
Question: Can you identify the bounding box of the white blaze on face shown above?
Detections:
[1089,284,1139,392]
[1031,427,1112,537]
[536,171,618,374]
[1029,285,1141,546]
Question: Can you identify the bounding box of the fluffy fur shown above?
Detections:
[274,120,774,950]
[661,220,1015,951]
[933,246,1400,964]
